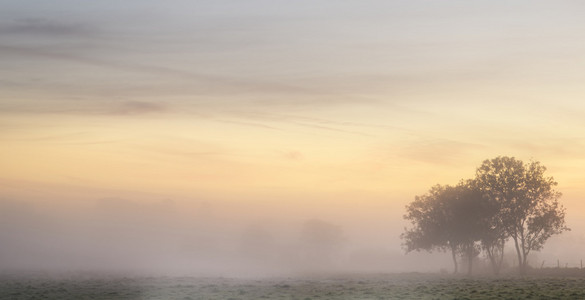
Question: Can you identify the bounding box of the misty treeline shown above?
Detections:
[402,156,569,276]
[0,194,352,275]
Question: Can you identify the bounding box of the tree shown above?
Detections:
[403,185,454,272]
[402,182,485,275]
[447,181,485,276]
[478,210,507,275]
[475,156,569,275]
[469,179,507,275]
[300,219,345,268]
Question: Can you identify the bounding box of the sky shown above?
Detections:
[2,1,585,274]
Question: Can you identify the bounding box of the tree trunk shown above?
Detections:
[451,246,458,274]
[520,232,528,275]
[496,241,505,275]
[522,248,530,275]
[489,254,497,275]
[486,247,495,273]
[512,236,525,275]
[467,246,473,276]
[485,241,504,276]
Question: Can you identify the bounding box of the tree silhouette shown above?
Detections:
[402,181,485,275]
[402,185,452,267]
[447,181,486,276]
[475,156,569,275]
[403,156,569,276]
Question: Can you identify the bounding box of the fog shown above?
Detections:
[2,195,582,277]
[0,196,456,277]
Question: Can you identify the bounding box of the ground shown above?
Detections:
[2,271,585,299]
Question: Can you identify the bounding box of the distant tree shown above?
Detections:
[300,219,345,268]
[475,156,569,275]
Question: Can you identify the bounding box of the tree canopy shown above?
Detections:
[402,181,485,275]
[475,156,569,275]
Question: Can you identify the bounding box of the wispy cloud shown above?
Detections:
[0,131,125,146]
[222,110,420,137]
[216,120,282,131]
[493,138,585,161]
[0,132,89,142]
[0,98,169,117]
[0,18,98,37]
[396,138,486,166]
[111,101,167,115]
[280,150,303,161]
[292,122,373,137]
[0,45,323,97]
[227,111,417,132]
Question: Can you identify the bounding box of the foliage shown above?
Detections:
[402,181,486,274]
[475,156,569,275]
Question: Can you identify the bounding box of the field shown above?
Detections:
[2,272,585,300]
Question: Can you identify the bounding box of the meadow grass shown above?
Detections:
[2,270,585,299]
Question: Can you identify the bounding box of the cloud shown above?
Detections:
[112,101,167,115]
[0,18,98,37]
[228,110,415,131]
[0,42,415,117]
[397,138,485,166]
[293,122,373,137]
[0,45,320,97]
[493,138,585,161]
[214,110,379,136]
[222,110,419,137]
[0,131,87,142]
[216,119,282,131]
[282,150,303,161]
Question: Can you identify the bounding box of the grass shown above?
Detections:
[1,271,585,299]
